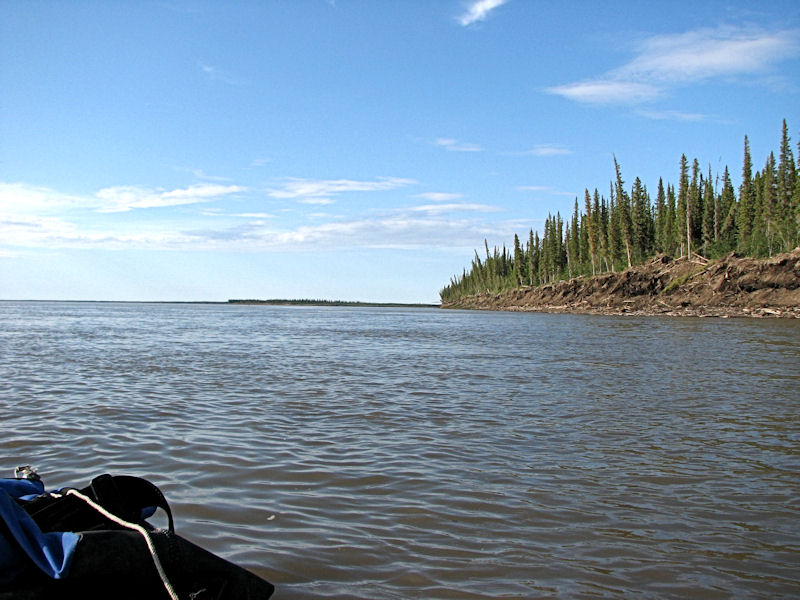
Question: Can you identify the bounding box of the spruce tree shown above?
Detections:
[677,154,690,257]
[570,198,581,275]
[631,176,651,262]
[689,158,702,256]
[654,178,666,252]
[665,184,677,256]
[584,189,598,275]
[613,157,634,267]
[719,166,737,251]
[761,152,778,256]
[579,213,590,275]
[776,119,797,250]
[513,233,525,286]
[701,168,715,253]
[737,136,755,252]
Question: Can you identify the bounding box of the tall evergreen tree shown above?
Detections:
[776,119,797,250]
[569,198,581,276]
[737,136,755,252]
[631,176,651,261]
[719,166,737,251]
[614,157,634,267]
[761,152,779,256]
[513,233,525,285]
[677,154,690,257]
[701,167,715,253]
[654,178,666,252]
[689,158,702,255]
[584,189,598,275]
[665,184,677,256]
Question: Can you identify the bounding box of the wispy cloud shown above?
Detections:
[220,213,521,251]
[413,192,464,202]
[635,109,708,122]
[227,212,275,219]
[548,25,800,105]
[267,177,416,203]
[409,203,500,214]
[95,184,246,213]
[618,26,799,83]
[518,144,572,157]
[517,185,576,197]
[457,0,509,27]
[547,81,660,105]
[0,182,246,215]
[0,212,195,250]
[190,169,233,182]
[1,180,525,253]
[199,62,246,86]
[435,138,483,152]
[0,182,85,212]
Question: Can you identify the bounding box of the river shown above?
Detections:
[1,301,798,598]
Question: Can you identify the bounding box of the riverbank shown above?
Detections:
[441,248,800,318]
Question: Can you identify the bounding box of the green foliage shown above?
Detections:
[440,120,800,303]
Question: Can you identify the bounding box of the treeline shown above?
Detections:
[228,299,437,307]
[440,119,800,303]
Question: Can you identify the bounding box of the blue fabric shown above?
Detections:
[1,477,44,499]
[0,479,80,584]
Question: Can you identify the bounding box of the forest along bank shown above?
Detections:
[441,248,800,318]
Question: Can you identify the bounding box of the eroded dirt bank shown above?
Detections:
[441,248,800,318]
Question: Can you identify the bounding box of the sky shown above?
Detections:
[1,0,799,303]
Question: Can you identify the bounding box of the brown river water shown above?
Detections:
[1,301,799,599]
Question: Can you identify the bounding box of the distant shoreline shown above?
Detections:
[0,299,439,308]
[228,299,439,308]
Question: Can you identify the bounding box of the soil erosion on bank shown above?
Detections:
[441,248,800,318]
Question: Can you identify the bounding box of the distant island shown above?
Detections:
[228,299,438,308]
[440,119,800,318]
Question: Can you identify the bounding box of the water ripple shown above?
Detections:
[2,302,799,598]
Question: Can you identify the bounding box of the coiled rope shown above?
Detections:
[52,488,180,600]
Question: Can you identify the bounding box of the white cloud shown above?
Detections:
[517,185,576,197]
[231,212,275,219]
[636,109,708,122]
[457,0,508,26]
[0,182,244,214]
[267,177,416,202]
[435,138,483,152]
[410,203,500,214]
[230,213,520,251]
[191,169,232,182]
[297,197,335,206]
[199,62,246,86]
[0,212,195,250]
[0,179,522,254]
[0,182,87,212]
[547,80,661,104]
[95,184,246,213]
[548,25,800,105]
[413,192,464,202]
[521,144,572,157]
[618,26,799,83]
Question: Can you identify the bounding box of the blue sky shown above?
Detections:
[1,0,799,303]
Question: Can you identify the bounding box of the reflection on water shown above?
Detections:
[2,302,799,598]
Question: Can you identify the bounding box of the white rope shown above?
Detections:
[54,489,180,600]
